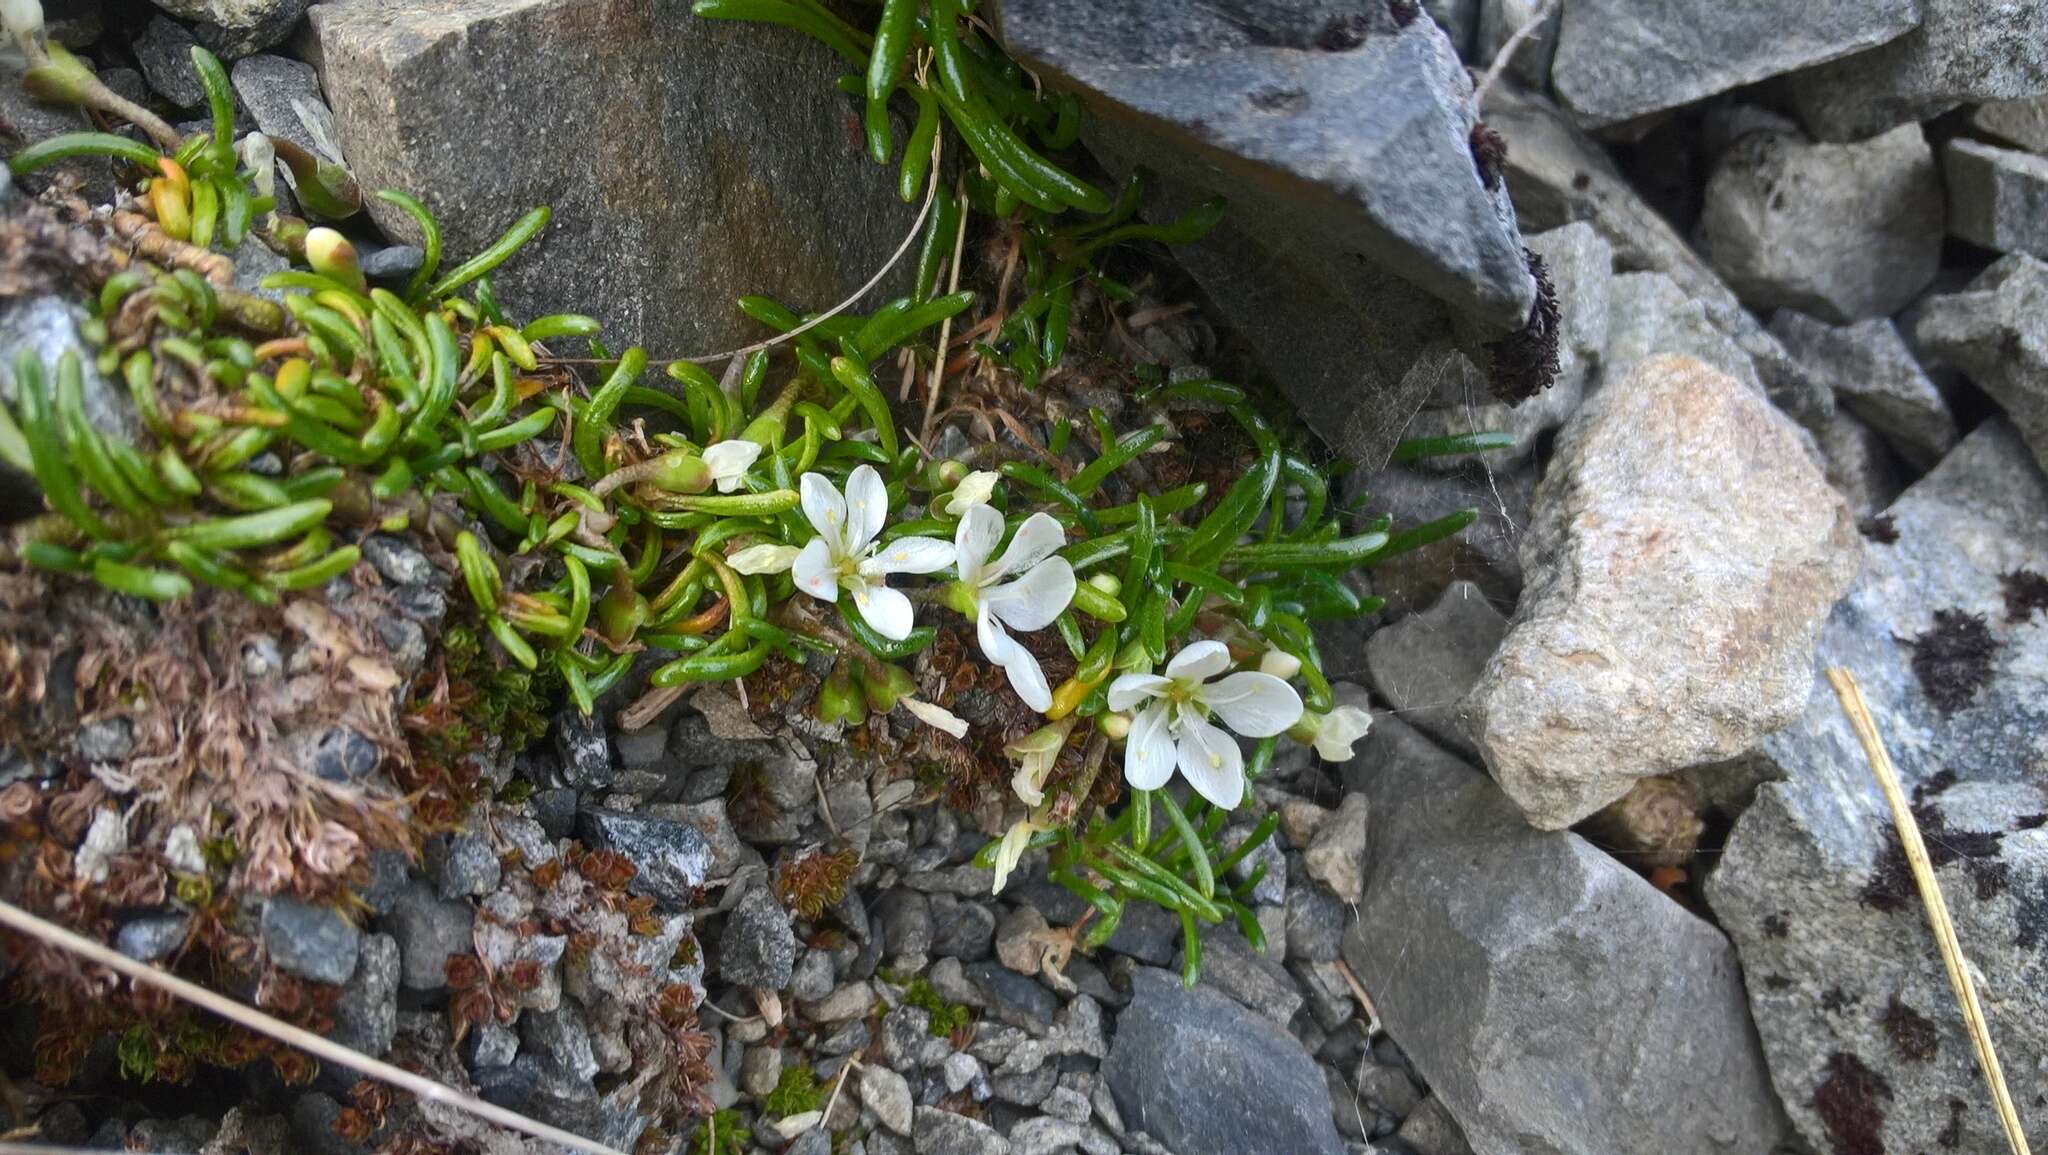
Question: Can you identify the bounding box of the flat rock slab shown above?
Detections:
[1705,420,2048,1155]
[1466,355,1861,829]
[310,0,918,356]
[1550,0,1915,129]
[1770,311,1957,470]
[1943,137,2048,259]
[1972,94,2048,155]
[1914,253,2048,473]
[1344,712,1788,1155]
[1788,0,2048,141]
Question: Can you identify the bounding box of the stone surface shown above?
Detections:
[379,879,474,991]
[1549,0,1916,129]
[1696,125,1943,322]
[1769,310,1957,469]
[860,1065,914,1137]
[156,0,308,57]
[328,934,401,1055]
[0,72,114,204]
[1973,94,2048,155]
[1813,405,1909,518]
[1787,0,2048,141]
[1106,967,1344,1155]
[996,0,1535,467]
[1577,776,1704,869]
[719,885,796,990]
[913,1107,1006,1155]
[1366,580,1505,757]
[1303,793,1369,904]
[1600,272,1763,397]
[229,54,333,160]
[1467,355,1861,829]
[310,0,918,361]
[115,914,190,962]
[1344,717,1788,1155]
[1943,137,2048,258]
[1914,254,2048,471]
[553,706,612,789]
[261,898,361,986]
[575,809,710,907]
[1174,927,1301,1025]
[133,15,208,108]
[1705,421,2048,1155]
[1397,349,1582,475]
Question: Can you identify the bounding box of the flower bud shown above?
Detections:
[268,214,309,260]
[862,663,918,713]
[816,664,866,726]
[932,459,968,489]
[645,449,711,494]
[1258,648,1302,679]
[304,227,366,294]
[1087,572,1121,597]
[1096,711,1132,741]
[596,579,647,646]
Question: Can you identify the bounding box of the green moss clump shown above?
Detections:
[900,976,972,1038]
[762,1064,823,1117]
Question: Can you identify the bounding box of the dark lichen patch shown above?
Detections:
[2015,875,2048,951]
[1861,832,1917,913]
[1913,769,1958,804]
[2002,569,2048,624]
[1908,609,1999,716]
[1762,912,1790,939]
[2014,813,2048,831]
[1821,987,1857,1014]
[1470,122,1508,192]
[1937,1097,1966,1148]
[1863,802,2008,912]
[1878,996,1938,1062]
[1812,1052,1891,1155]
[1317,12,1374,49]
[1859,513,1900,543]
[1486,249,1561,406]
[1762,973,1793,991]
[1386,0,1420,29]
[1249,84,1308,113]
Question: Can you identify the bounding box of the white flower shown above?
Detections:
[702,439,764,494]
[901,696,968,739]
[727,542,800,574]
[791,465,953,640]
[943,470,1000,516]
[1004,717,1076,807]
[991,818,1048,895]
[1258,648,1302,679]
[1310,704,1373,762]
[1106,640,1303,810]
[953,504,1076,712]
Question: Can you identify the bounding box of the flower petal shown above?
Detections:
[1201,671,1304,738]
[976,605,1022,666]
[1164,639,1233,684]
[727,542,799,575]
[864,535,955,576]
[1122,702,1177,790]
[1106,673,1171,712]
[799,472,847,549]
[902,696,969,739]
[986,557,1075,633]
[1176,717,1245,809]
[944,470,1000,516]
[852,581,916,641]
[989,511,1066,581]
[991,820,1037,895]
[953,503,1003,586]
[843,464,889,555]
[702,439,762,480]
[791,537,838,602]
[1312,705,1373,762]
[1000,645,1053,713]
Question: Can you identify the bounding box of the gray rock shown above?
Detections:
[229,54,331,159]
[1769,310,1957,469]
[1600,272,1763,398]
[1344,720,1788,1155]
[1174,927,1301,1025]
[1344,461,1535,616]
[1008,1116,1086,1155]
[156,0,307,56]
[1944,137,2048,259]
[0,79,113,204]
[133,15,207,108]
[720,885,796,990]
[75,717,133,763]
[426,832,499,899]
[1472,0,1558,91]
[1355,1060,1422,1121]
[1787,0,2048,141]
[788,947,834,1002]
[574,809,710,907]
[995,905,1050,976]
[1973,94,2048,155]
[997,0,1534,468]
[1285,885,1347,963]
[522,1003,599,1083]
[1696,125,1943,322]
[379,879,474,992]
[1550,0,1915,129]
[1106,967,1344,1155]
[1466,355,1862,829]
[262,898,361,986]
[1704,419,2048,1155]
[800,980,875,1025]
[1813,406,1909,518]
[1303,793,1369,904]
[1914,253,2048,472]
[0,297,134,444]
[876,888,935,958]
[941,1050,984,1095]
[1398,350,1581,476]
[311,0,918,362]
[862,1065,915,1137]
[1218,821,1285,907]
[1007,877,1179,965]
[552,706,612,789]
[116,914,190,962]
[1365,581,1506,758]
[930,894,996,961]
[300,724,381,783]
[1396,1096,1474,1155]
[914,1107,1007,1155]
[471,1022,518,1069]
[359,244,425,288]
[1525,221,1611,398]
[964,959,1059,1032]
[328,934,399,1055]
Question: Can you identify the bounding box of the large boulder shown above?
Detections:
[1341,712,1789,1155]
[1914,253,2048,473]
[994,0,1538,466]
[1786,0,2048,142]
[1464,355,1861,829]
[1706,420,2048,1155]
[310,0,919,357]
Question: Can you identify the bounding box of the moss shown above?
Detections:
[1908,609,1998,716]
[762,1064,823,1117]
[898,976,972,1038]
[688,1108,750,1155]
[2001,569,2048,624]
[1811,1052,1891,1155]
[1485,249,1561,406]
[1878,996,1937,1063]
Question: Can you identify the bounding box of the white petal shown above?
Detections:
[953,503,1003,586]
[1176,717,1245,809]
[1000,646,1053,713]
[1106,673,1171,712]
[991,821,1035,895]
[977,605,1022,666]
[944,470,1000,516]
[1122,702,1177,790]
[864,535,955,577]
[791,537,838,603]
[799,472,847,549]
[1165,639,1233,684]
[727,542,799,575]
[1312,705,1373,762]
[702,439,762,480]
[1258,648,1302,679]
[901,696,969,739]
[843,464,889,556]
[1012,765,1046,808]
[853,582,916,641]
[989,511,1067,581]
[986,558,1075,633]
[1201,671,1304,738]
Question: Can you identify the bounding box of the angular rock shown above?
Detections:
[261,898,361,986]
[310,0,918,357]
[552,706,612,789]
[861,1065,914,1137]
[133,15,208,108]
[1467,355,1861,829]
[329,934,400,1056]
[1397,349,1582,475]
[913,1107,1006,1155]
[1943,137,2048,259]
[1550,0,1916,129]
[575,809,710,907]
[1705,421,2048,1155]
[1285,885,1347,963]
[1769,310,1957,469]
[115,914,190,962]
[229,54,333,159]
[1397,1096,1475,1155]
[1914,253,2048,471]
[1601,272,1762,397]
[1304,793,1370,904]
[1173,927,1301,1025]
[1365,580,1506,757]
[1787,0,2048,142]
[379,879,474,992]
[995,0,1535,467]
[1106,967,1343,1155]
[1345,461,1535,616]
[719,885,796,990]
[155,0,307,57]
[1973,94,2048,156]
[1345,720,1787,1155]
[1813,406,1909,517]
[1696,125,1943,322]
[0,73,114,204]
